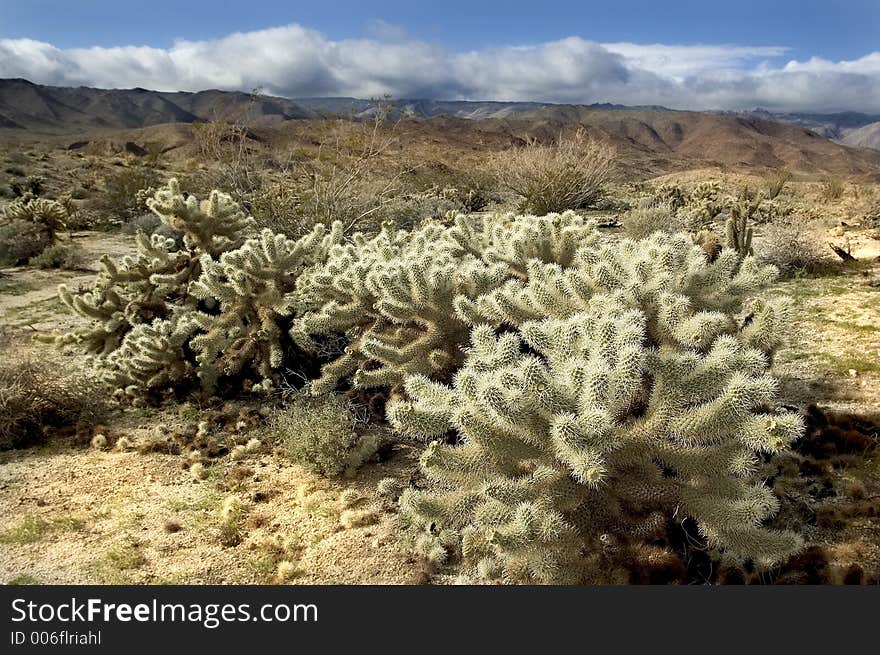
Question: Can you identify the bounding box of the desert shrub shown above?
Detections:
[622,201,682,238]
[120,212,163,236]
[759,222,839,277]
[0,359,107,449]
[765,169,791,200]
[29,244,86,270]
[272,395,378,477]
[98,165,161,220]
[391,232,803,583]
[0,220,51,266]
[821,178,845,201]
[491,130,617,215]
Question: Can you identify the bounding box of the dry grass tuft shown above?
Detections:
[491,129,617,215]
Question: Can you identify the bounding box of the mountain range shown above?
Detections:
[2,78,879,178]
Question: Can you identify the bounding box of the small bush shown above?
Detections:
[821,178,845,201]
[29,244,86,270]
[271,395,378,477]
[98,165,161,220]
[622,202,682,238]
[120,212,162,236]
[765,169,791,200]
[491,130,617,215]
[0,359,107,449]
[0,220,51,266]
[759,221,839,277]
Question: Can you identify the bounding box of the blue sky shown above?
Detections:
[1,1,879,112]
[2,0,877,59]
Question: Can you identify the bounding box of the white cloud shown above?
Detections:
[1,23,879,113]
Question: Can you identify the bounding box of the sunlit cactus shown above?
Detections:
[389,232,803,583]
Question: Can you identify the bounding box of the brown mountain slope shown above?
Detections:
[479,106,880,177]
[3,80,879,179]
[841,122,880,151]
[0,79,322,134]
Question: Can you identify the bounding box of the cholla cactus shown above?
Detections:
[52,180,260,398]
[188,224,342,392]
[146,178,253,256]
[293,212,598,398]
[389,232,803,583]
[652,182,687,211]
[455,231,777,330]
[97,317,197,398]
[56,232,189,355]
[678,180,726,228]
[55,180,253,351]
[293,221,509,395]
[3,194,67,240]
[449,211,600,277]
[726,201,755,257]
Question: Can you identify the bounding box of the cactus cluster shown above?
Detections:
[388,232,803,582]
[292,211,599,397]
[53,177,806,580]
[2,194,68,239]
[53,179,341,400]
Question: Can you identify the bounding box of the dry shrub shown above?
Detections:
[622,201,683,239]
[96,164,161,220]
[29,243,86,270]
[821,177,845,201]
[0,220,51,266]
[765,169,792,200]
[491,129,617,215]
[270,394,379,477]
[759,221,839,278]
[0,359,107,449]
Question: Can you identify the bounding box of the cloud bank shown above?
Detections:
[1,23,879,113]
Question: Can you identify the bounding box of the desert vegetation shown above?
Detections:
[1,106,879,585]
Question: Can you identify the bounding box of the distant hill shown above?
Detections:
[0,78,324,133]
[2,79,879,178]
[721,108,880,150]
[291,97,672,121]
[839,121,880,150]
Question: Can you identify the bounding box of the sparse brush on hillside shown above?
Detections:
[390,232,802,583]
[97,164,161,221]
[821,178,845,201]
[765,169,792,200]
[759,220,839,278]
[29,243,86,270]
[491,129,617,215]
[0,220,51,266]
[622,200,683,238]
